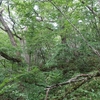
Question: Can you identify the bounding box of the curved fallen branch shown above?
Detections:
[45,71,100,100]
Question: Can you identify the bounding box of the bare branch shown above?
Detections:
[44,88,50,100]
[46,74,92,89]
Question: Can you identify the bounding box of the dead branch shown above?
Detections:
[46,74,92,89]
[44,88,50,100]
[45,72,100,100]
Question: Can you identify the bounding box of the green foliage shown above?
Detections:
[0,0,100,100]
[66,77,100,100]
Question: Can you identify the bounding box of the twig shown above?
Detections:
[44,88,50,100]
